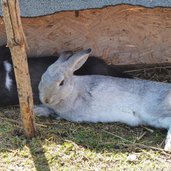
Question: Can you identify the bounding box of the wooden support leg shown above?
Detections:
[2,0,36,137]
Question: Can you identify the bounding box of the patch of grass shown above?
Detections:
[0,107,171,171]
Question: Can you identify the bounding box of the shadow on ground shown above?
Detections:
[0,106,168,170]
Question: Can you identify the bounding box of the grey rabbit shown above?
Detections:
[0,45,131,106]
[36,49,171,151]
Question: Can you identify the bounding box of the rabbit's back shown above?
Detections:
[57,76,171,127]
[89,76,171,127]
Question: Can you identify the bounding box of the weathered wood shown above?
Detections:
[2,0,36,137]
[0,5,171,65]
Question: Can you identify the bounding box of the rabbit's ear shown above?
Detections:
[57,51,73,63]
[67,49,91,72]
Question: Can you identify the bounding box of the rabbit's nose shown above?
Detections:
[44,98,49,104]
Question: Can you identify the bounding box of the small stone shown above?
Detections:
[127,154,137,162]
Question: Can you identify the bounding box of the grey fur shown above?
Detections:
[36,49,171,151]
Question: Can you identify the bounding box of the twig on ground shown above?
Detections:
[125,66,171,73]
[102,129,171,155]
[102,129,131,143]
[136,131,147,141]
[143,127,154,133]
[1,116,47,127]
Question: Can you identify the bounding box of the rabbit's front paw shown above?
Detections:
[164,143,171,152]
[164,129,171,152]
[33,105,54,117]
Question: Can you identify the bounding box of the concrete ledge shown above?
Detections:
[0,5,170,65]
[0,0,171,17]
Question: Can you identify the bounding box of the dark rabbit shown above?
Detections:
[0,56,57,105]
[0,45,131,106]
[74,56,131,78]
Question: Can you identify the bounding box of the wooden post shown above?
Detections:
[2,0,36,137]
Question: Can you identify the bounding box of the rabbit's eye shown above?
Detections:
[59,80,64,86]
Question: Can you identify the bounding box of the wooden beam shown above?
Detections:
[0,5,169,65]
[2,0,36,137]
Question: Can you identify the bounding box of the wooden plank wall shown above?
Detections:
[0,5,171,65]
